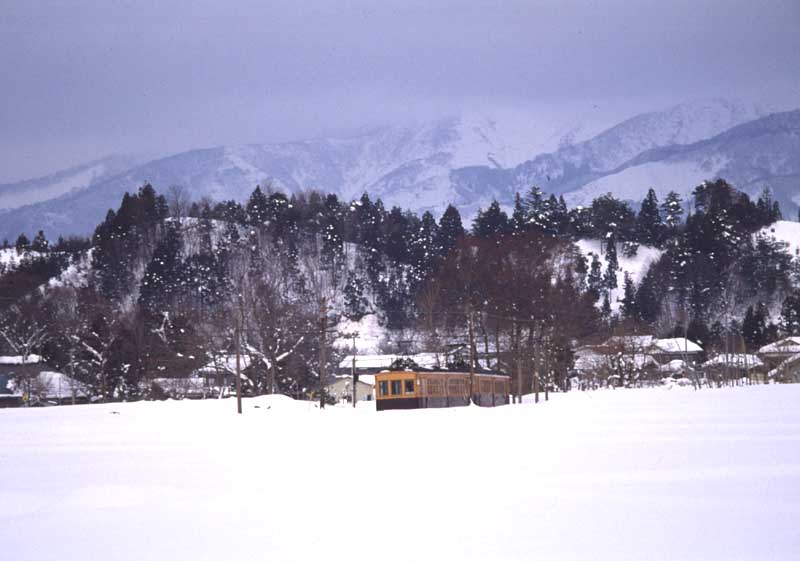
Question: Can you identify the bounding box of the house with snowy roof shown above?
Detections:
[647,338,704,365]
[701,354,765,382]
[757,336,800,370]
[1,355,89,406]
[767,352,800,383]
[325,373,375,403]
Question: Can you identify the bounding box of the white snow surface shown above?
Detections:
[759,336,800,355]
[758,220,800,259]
[2,385,799,560]
[652,338,703,354]
[575,239,663,313]
[0,354,43,365]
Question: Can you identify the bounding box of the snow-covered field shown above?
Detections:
[1,385,799,561]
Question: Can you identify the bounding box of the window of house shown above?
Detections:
[379,381,389,396]
[404,380,415,394]
[391,380,402,395]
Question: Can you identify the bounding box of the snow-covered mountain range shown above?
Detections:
[1,98,797,240]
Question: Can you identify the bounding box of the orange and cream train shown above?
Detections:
[374,368,510,411]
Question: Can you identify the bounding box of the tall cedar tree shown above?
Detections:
[637,189,663,246]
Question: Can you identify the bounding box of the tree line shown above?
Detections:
[1,179,798,402]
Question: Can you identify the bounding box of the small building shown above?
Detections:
[758,337,800,370]
[657,359,696,379]
[1,358,90,407]
[0,354,48,387]
[0,355,89,406]
[648,338,704,365]
[767,352,800,383]
[702,354,765,382]
[325,374,375,403]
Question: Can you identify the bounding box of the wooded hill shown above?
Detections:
[1,179,799,400]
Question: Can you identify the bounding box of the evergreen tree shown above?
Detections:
[637,188,663,245]
[436,204,464,257]
[755,186,781,226]
[343,271,369,321]
[634,268,660,323]
[587,254,604,296]
[409,211,439,285]
[30,230,49,253]
[472,200,510,239]
[15,233,30,253]
[138,222,184,315]
[742,304,768,351]
[779,290,800,335]
[621,272,637,319]
[590,193,636,240]
[567,206,594,238]
[246,186,270,225]
[524,186,547,231]
[661,191,684,235]
[601,292,612,323]
[603,237,619,290]
[551,195,569,235]
[511,193,527,236]
[383,207,411,264]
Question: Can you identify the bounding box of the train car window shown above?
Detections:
[379,381,388,396]
[404,380,414,394]
[391,380,402,395]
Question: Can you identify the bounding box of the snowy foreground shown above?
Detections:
[2,386,799,561]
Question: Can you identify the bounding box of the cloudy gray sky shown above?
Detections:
[1,0,798,182]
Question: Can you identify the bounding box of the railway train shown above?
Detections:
[374,364,510,411]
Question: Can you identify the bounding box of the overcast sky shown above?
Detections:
[1,0,798,182]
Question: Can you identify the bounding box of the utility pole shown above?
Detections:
[235,294,243,415]
[348,332,359,408]
[319,297,327,409]
[468,308,475,404]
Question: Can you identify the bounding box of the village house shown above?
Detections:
[757,336,800,370]
[325,374,375,403]
[767,353,800,383]
[647,338,704,365]
[702,354,765,382]
[0,355,89,407]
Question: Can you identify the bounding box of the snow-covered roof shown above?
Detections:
[758,337,800,355]
[6,371,88,399]
[767,352,800,379]
[573,351,656,373]
[0,354,43,365]
[658,359,692,374]
[651,338,703,354]
[330,374,375,387]
[605,335,655,349]
[573,352,605,372]
[702,354,763,369]
[199,354,255,374]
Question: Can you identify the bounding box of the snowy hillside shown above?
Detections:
[1,385,799,560]
[564,109,800,208]
[575,239,663,312]
[0,155,141,212]
[759,220,800,258]
[1,98,796,240]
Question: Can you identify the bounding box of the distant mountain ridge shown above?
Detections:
[1,98,797,241]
